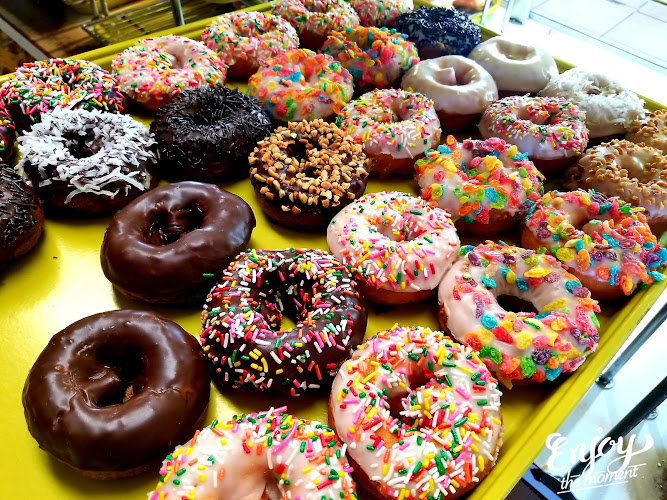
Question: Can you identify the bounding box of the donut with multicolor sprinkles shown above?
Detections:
[439,241,600,386]
[148,408,357,500]
[200,248,368,395]
[415,135,544,234]
[328,325,503,500]
[0,106,15,162]
[111,35,227,111]
[351,0,413,27]
[522,190,667,300]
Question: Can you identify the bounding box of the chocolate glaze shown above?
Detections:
[22,309,211,475]
[150,87,273,181]
[101,181,255,304]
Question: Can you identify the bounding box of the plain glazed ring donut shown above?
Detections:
[539,68,646,144]
[112,35,227,111]
[351,0,413,27]
[626,108,667,155]
[147,409,357,499]
[200,248,368,395]
[415,135,544,234]
[565,140,667,233]
[329,325,503,500]
[522,190,667,300]
[22,309,211,479]
[249,119,368,230]
[336,88,441,177]
[478,95,589,174]
[468,37,558,97]
[401,55,498,132]
[0,58,124,132]
[327,191,460,304]
[0,106,16,161]
[101,181,255,304]
[201,11,299,79]
[439,242,601,386]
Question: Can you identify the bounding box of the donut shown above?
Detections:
[351,0,413,27]
[101,181,255,304]
[565,140,667,233]
[468,37,558,97]
[329,325,503,500]
[17,108,157,215]
[335,89,440,177]
[395,6,481,60]
[0,58,124,133]
[438,242,601,386]
[147,409,357,499]
[539,68,646,145]
[522,190,667,300]
[478,95,588,174]
[327,191,460,304]
[22,309,211,479]
[321,27,419,91]
[150,87,272,181]
[111,35,227,111]
[248,119,368,230]
[415,135,544,234]
[401,55,498,132]
[200,248,368,395]
[273,0,360,50]
[248,49,353,122]
[0,106,16,161]
[201,11,299,79]
[626,109,667,155]
[0,165,44,270]
[453,0,485,9]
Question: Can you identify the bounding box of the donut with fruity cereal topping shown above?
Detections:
[522,189,667,300]
[351,0,413,27]
[438,241,600,386]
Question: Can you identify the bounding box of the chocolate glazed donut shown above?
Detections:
[22,310,211,479]
[101,181,255,304]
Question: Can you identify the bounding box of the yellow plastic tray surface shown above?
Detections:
[1,4,665,499]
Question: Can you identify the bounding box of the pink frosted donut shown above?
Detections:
[112,35,227,111]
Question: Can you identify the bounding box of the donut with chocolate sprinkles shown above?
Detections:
[150,87,273,181]
[0,165,44,269]
[200,248,368,395]
[248,119,369,230]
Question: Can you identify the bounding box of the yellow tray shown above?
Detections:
[1,4,665,499]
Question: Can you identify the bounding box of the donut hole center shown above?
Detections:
[435,66,472,87]
[497,40,534,61]
[92,346,146,407]
[147,205,204,245]
[385,370,433,424]
[188,104,225,126]
[64,129,102,158]
[496,294,538,315]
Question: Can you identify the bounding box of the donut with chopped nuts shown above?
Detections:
[248,119,369,230]
[565,140,667,233]
[626,109,667,155]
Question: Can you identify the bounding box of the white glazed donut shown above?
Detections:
[468,37,557,96]
[329,325,503,500]
[539,68,646,142]
[401,55,498,132]
[327,191,460,304]
[147,409,356,499]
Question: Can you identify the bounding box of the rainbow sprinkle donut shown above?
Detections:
[148,409,357,500]
[201,11,298,79]
[336,89,441,176]
[0,58,124,132]
[522,190,667,300]
[478,95,588,174]
[415,135,544,233]
[351,0,413,27]
[439,242,601,386]
[0,106,15,162]
[327,191,459,304]
[273,0,360,51]
[248,48,353,122]
[322,27,419,90]
[329,325,503,500]
[111,35,227,111]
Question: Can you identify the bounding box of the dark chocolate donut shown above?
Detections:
[200,248,368,395]
[0,106,15,162]
[0,165,44,269]
[101,181,255,304]
[22,309,211,479]
[248,119,368,230]
[150,87,273,181]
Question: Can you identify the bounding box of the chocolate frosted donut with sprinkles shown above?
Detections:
[200,248,368,396]
[396,6,481,60]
